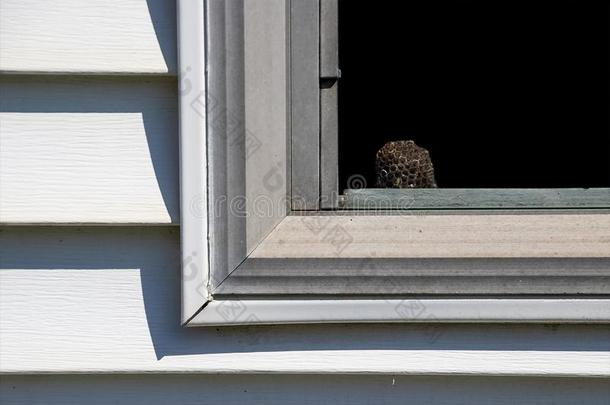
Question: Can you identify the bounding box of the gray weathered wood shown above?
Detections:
[319,0,339,209]
[343,188,610,210]
[320,81,339,208]
[251,214,610,259]
[290,0,320,210]
[206,0,247,287]
[215,257,610,296]
[224,0,247,275]
[320,0,339,79]
[206,0,290,290]
[244,0,289,252]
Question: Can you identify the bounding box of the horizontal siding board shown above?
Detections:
[0,0,176,74]
[0,76,179,224]
[2,375,610,405]
[1,227,609,375]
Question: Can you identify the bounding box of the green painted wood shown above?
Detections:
[342,188,610,210]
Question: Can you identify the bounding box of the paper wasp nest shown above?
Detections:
[375,140,437,188]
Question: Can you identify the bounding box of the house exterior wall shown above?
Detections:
[1,1,608,403]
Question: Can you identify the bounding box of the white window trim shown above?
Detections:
[178,0,610,326]
[191,299,610,326]
[177,0,210,323]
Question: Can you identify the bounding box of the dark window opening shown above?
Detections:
[338,0,609,190]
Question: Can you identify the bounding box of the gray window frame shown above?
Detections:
[178,0,610,326]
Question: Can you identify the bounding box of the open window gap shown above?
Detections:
[333,0,609,209]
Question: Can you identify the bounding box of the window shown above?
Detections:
[313,1,610,210]
[178,0,610,326]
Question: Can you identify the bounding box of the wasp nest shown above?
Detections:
[375,140,437,188]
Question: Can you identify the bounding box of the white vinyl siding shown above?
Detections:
[0,76,178,224]
[0,0,176,74]
[2,375,610,405]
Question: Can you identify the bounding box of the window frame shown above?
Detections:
[179,0,610,326]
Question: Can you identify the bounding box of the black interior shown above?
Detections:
[338,0,609,189]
